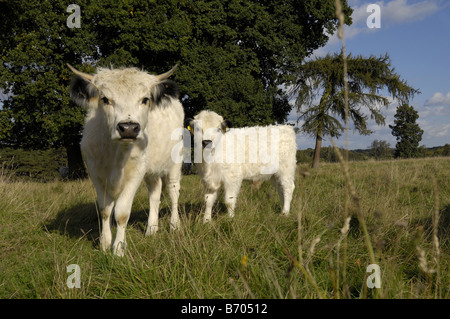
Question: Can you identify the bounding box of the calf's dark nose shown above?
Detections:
[117,121,141,139]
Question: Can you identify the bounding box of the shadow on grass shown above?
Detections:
[42,199,210,247]
[43,202,101,246]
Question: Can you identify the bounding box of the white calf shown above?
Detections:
[187,110,296,223]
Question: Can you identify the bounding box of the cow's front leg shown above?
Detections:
[91,175,115,252]
[99,194,115,252]
[144,175,162,236]
[112,177,142,257]
[167,165,182,231]
[203,188,218,223]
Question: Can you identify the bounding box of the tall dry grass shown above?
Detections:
[0,2,448,299]
[1,157,449,298]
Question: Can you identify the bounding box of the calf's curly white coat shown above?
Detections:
[188,110,296,223]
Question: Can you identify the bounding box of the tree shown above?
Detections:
[442,144,450,156]
[389,104,423,158]
[369,139,392,160]
[0,0,98,178]
[87,0,353,125]
[0,0,353,177]
[291,52,419,168]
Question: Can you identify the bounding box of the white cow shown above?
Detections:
[186,110,296,223]
[68,64,184,256]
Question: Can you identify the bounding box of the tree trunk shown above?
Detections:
[311,132,323,169]
[66,142,87,179]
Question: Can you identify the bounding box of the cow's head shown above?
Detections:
[68,64,179,143]
[186,110,232,149]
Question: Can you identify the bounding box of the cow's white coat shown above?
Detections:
[69,66,183,256]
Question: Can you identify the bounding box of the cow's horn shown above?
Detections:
[67,63,94,81]
[156,64,178,81]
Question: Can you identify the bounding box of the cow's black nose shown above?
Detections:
[117,121,140,139]
[202,140,212,148]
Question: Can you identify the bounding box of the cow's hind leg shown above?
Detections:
[144,175,162,236]
[272,175,295,216]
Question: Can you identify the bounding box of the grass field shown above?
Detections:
[0,157,449,299]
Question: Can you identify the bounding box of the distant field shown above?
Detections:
[0,157,448,298]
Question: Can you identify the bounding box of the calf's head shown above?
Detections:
[186,110,231,149]
[68,64,179,142]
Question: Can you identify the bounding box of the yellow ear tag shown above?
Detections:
[226,126,229,132]
[187,125,191,132]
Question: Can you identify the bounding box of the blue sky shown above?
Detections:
[289,0,450,150]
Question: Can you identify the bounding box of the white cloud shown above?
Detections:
[380,0,442,26]
[420,92,450,119]
[424,92,450,107]
[420,105,450,118]
[419,121,450,139]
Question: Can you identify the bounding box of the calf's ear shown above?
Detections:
[184,118,194,134]
[220,119,232,133]
[151,80,180,106]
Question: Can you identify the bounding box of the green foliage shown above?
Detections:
[439,144,450,156]
[0,0,352,144]
[292,52,419,139]
[369,139,393,160]
[0,0,353,176]
[389,104,424,158]
[86,0,352,125]
[296,147,368,163]
[0,0,96,149]
[291,51,418,168]
[0,147,67,181]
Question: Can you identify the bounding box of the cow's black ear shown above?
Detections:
[151,80,179,106]
[221,119,232,133]
[69,75,98,107]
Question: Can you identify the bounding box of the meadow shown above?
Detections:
[0,157,448,299]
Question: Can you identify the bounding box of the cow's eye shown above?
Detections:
[101,97,110,105]
[142,97,150,105]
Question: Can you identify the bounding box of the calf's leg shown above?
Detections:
[204,188,218,223]
[223,179,242,218]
